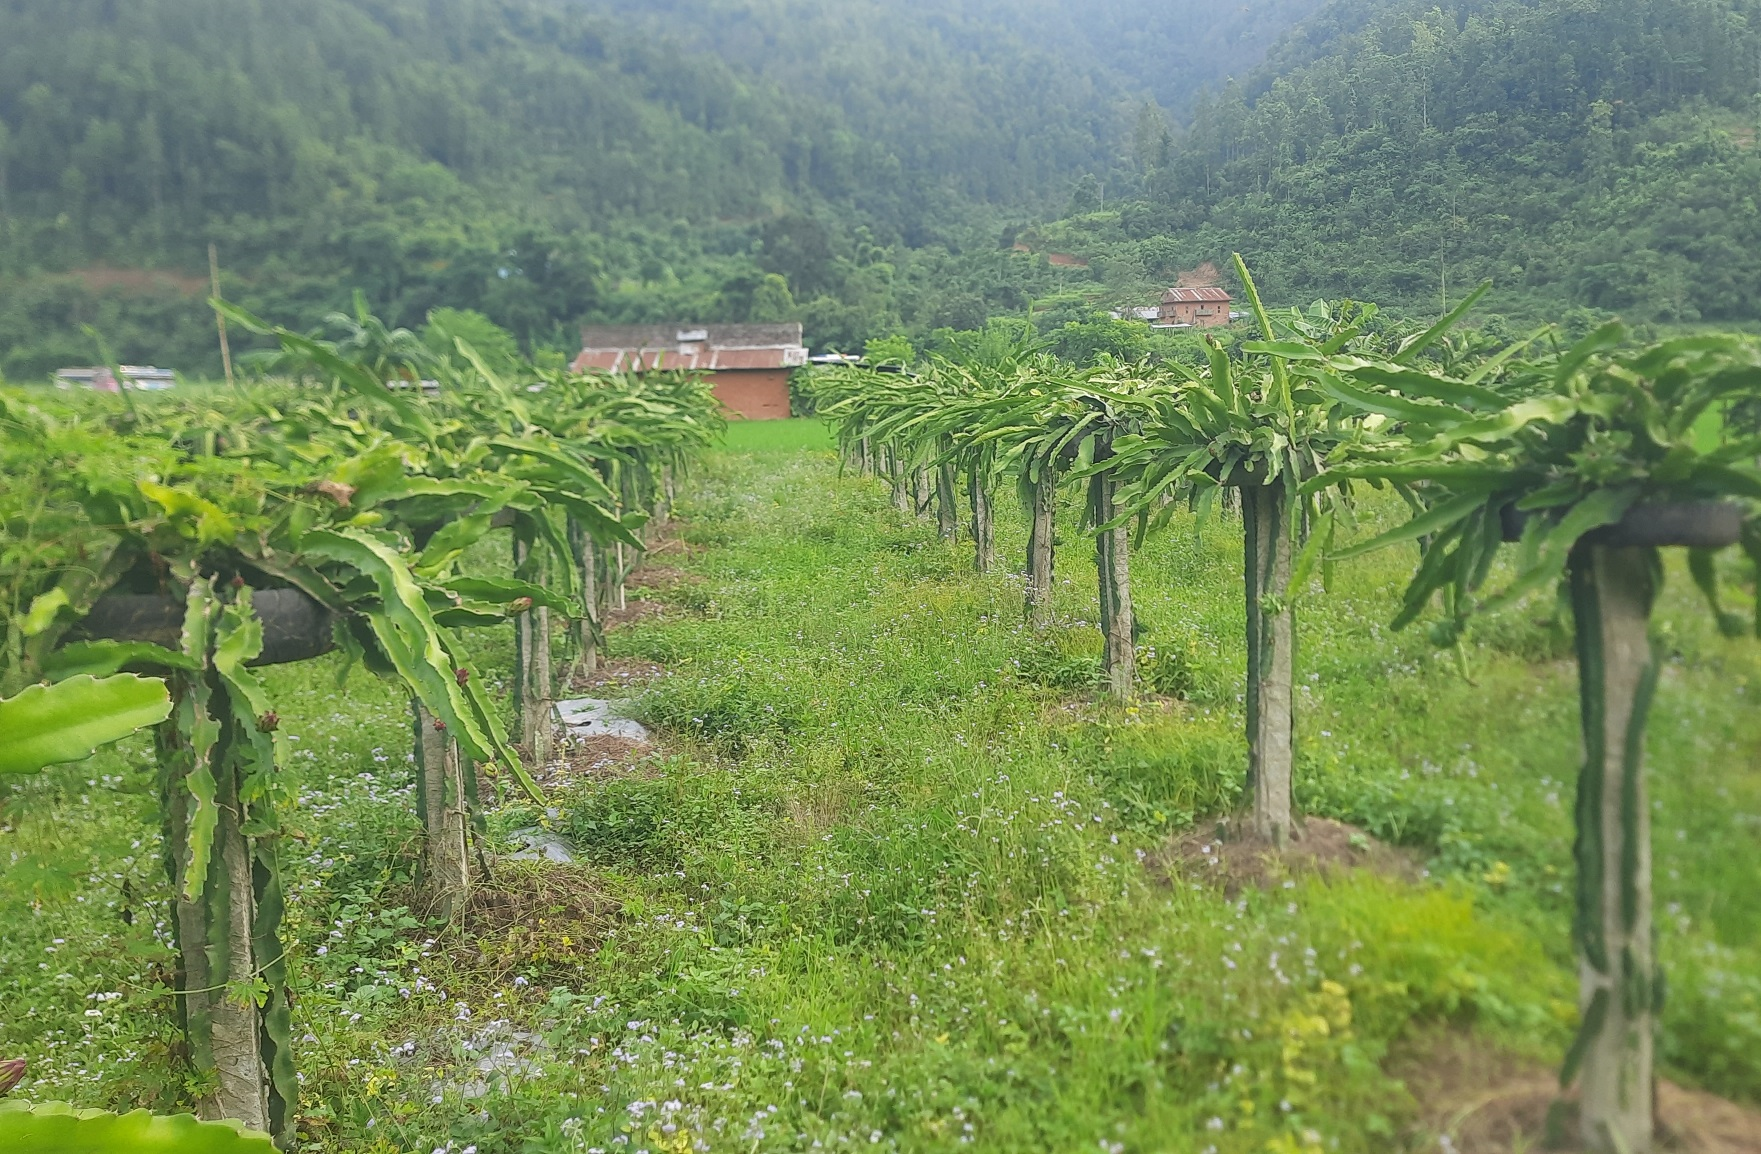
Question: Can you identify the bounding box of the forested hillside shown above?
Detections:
[583,0,1329,202]
[0,0,899,374]
[2,0,1759,378]
[1037,0,1761,328]
[0,0,1322,378]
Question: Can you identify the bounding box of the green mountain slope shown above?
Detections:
[0,0,901,373]
[1033,0,1761,328]
[5,0,1755,378]
[0,0,1336,378]
[580,0,1330,201]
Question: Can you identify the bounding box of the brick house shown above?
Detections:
[572,323,809,420]
[1156,287,1234,329]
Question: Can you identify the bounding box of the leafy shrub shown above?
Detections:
[634,675,805,755]
[670,585,720,617]
[1662,940,1761,1103]
[1304,877,1571,1043]
[1014,642,1101,691]
[1468,605,1575,663]
[617,631,694,665]
[682,524,735,548]
[562,778,677,868]
[1137,637,1230,703]
[1086,719,1241,833]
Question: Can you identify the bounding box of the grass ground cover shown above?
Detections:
[2,418,1758,1152]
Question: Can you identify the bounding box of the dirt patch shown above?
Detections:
[626,565,697,593]
[1177,261,1224,288]
[1731,124,1756,150]
[1151,816,1422,895]
[449,861,620,983]
[644,530,696,554]
[1046,252,1089,268]
[1391,1029,1761,1152]
[533,735,652,789]
[566,657,669,693]
[603,598,666,629]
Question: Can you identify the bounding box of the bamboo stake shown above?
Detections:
[209,243,234,388]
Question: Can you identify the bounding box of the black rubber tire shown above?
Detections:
[77,589,335,667]
[1501,501,1744,548]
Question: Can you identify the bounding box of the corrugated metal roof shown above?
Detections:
[572,323,808,375]
[1161,287,1232,303]
[580,323,804,349]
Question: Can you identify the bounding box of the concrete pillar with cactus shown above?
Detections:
[1026,472,1057,624]
[1565,543,1660,1153]
[413,701,471,920]
[1089,440,1134,699]
[1243,483,1295,847]
[968,468,994,573]
[513,537,555,768]
[568,515,602,680]
[936,459,960,540]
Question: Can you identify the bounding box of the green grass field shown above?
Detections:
[2,424,1757,1151]
[722,416,837,453]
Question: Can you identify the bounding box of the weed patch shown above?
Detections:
[452,862,620,983]
[633,673,806,755]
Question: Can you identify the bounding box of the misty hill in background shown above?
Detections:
[0,0,1329,376]
[580,0,1329,201]
[1042,0,1761,330]
[1,0,1758,378]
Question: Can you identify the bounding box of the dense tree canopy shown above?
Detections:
[1040,0,1761,327]
[1,0,1758,379]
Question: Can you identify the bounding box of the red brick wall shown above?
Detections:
[711,369,793,420]
[1159,303,1230,328]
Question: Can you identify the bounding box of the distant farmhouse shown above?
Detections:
[573,323,808,420]
[1155,286,1234,329]
[55,365,177,390]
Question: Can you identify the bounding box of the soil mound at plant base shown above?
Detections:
[451,862,620,982]
[604,598,666,629]
[533,736,651,789]
[1152,816,1421,895]
[1390,1029,1761,1152]
[626,565,697,593]
[567,658,669,693]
